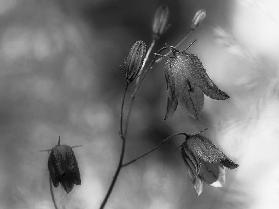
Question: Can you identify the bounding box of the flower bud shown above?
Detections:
[152,5,169,38]
[122,40,147,83]
[48,141,81,193]
[191,9,206,30]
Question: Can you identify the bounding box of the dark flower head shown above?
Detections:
[48,138,81,193]
[164,48,229,119]
[181,134,238,196]
[152,5,169,38]
[121,40,147,83]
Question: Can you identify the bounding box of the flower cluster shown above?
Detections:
[181,134,238,195]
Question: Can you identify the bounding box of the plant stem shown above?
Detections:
[122,132,187,167]
[99,83,129,209]
[49,175,59,209]
[124,39,157,136]
[99,39,157,209]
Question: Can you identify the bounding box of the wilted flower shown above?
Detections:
[181,134,238,196]
[164,48,229,119]
[121,40,147,83]
[191,9,206,30]
[48,138,81,193]
[152,5,169,38]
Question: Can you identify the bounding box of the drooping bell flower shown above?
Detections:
[181,134,238,196]
[164,47,229,119]
[48,137,81,193]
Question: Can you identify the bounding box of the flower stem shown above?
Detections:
[99,83,129,209]
[99,39,157,209]
[49,175,59,209]
[122,132,187,167]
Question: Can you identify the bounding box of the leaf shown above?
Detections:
[181,52,230,100]
[178,79,204,119]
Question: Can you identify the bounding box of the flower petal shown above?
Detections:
[164,65,178,120]
[181,143,200,174]
[182,52,230,100]
[187,135,238,170]
[221,158,239,169]
[199,161,219,185]
[210,166,226,188]
[193,177,203,196]
[178,79,204,119]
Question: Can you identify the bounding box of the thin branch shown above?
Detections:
[49,175,59,209]
[122,132,187,167]
[99,83,129,209]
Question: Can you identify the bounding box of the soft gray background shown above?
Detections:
[0,0,279,209]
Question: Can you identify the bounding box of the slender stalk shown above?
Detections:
[49,175,59,209]
[99,83,129,209]
[124,39,157,136]
[122,132,187,167]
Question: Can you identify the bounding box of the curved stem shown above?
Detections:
[49,175,59,209]
[122,132,187,167]
[99,38,157,209]
[99,134,126,209]
[99,83,129,209]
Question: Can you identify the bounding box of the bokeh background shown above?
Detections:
[1,0,279,209]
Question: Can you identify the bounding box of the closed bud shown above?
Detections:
[152,5,169,38]
[48,139,81,193]
[191,9,206,30]
[122,40,147,83]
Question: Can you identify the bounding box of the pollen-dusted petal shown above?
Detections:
[198,161,219,185]
[221,157,239,169]
[180,52,229,100]
[178,79,204,119]
[164,62,178,119]
[187,135,238,169]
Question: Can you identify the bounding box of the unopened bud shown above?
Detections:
[152,5,169,38]
[122,40,146,83]
[191,9,206,30]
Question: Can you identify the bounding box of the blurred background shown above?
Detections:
[1,0,279,209]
